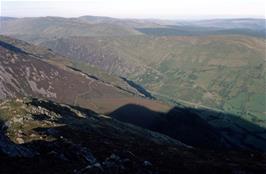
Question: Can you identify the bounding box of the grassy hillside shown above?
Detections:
[40,35,266,126]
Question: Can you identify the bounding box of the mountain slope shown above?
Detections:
[39,35,266,125]
[0,35,170,114]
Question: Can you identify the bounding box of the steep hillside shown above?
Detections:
[1,98,266,174]
[40,35,266,125]
[0,35,170,114]
[0,35,152,99]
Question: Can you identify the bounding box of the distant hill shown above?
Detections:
[137,26,266,38]
[137,19,266,37]
[1,17,265,42]
[180,18,266,30]
[0,17,143,44]
[0,16,17,22]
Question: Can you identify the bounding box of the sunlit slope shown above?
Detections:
[41,35,266,123]
[0,35,170,115]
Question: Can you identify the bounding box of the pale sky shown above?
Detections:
[0,0,265,19]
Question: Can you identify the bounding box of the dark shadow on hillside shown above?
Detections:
[0,40,27,54]
[109,104,266,151]
[120,77,155,99]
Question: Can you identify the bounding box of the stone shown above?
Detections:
[16,137,24,144]
[93,163,101,168]
[143,160,152,167]
[30,133,37,138]
[110,153,120,160]
[12,117,23,124]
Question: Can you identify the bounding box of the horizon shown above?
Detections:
[1,0,265,20]
[0,15,265,21]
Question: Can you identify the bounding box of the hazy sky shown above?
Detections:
[1,0,265,19]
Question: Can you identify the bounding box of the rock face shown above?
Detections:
[0,98,266,174]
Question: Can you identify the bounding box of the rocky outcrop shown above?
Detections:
[0,98,265,174]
